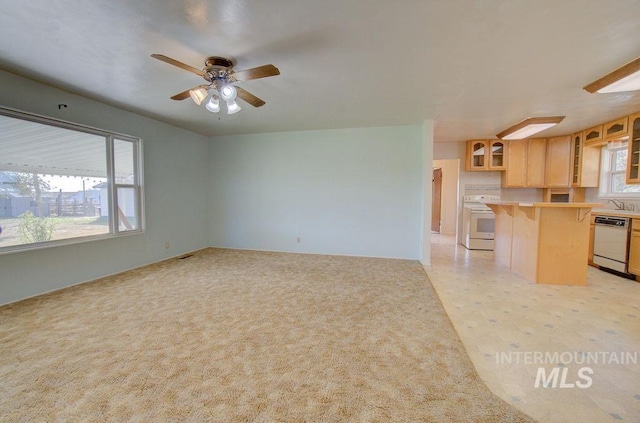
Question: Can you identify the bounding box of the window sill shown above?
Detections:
[0,229,144,256]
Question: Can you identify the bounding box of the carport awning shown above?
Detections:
[0,114,132,178]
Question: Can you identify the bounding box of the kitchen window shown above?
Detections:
[0,106,144,254]
[599,142,640,197]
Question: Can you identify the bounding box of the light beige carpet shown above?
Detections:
[0,248,534,422]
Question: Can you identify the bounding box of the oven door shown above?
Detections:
[469,211,495,239]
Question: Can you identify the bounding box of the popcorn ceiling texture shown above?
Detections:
[0,248,533,422]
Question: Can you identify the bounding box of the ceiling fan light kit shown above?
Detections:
[583,56,640,94]
[189,87,208,105]
[205,95,220,113]
[151,54,279,115]
[496,116,565,140]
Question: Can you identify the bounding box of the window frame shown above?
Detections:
[0,106,145,254]
[598,142,640,198]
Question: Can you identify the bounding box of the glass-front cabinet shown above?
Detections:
[465,139,507,171]
[626,112,640,184]
[490,140,506,170]
[571,132,582,186]
[468,140,486,170]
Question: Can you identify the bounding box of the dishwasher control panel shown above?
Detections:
[594,216,630,227]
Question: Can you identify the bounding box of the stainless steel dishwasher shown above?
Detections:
[593,216,631,273]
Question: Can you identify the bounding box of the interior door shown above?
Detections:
[431,168,442,232]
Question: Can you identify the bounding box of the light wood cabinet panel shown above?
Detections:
[527,138,547,187]
[603,116,628,141]
[626,112,640,184]
[545,135,572,187]
[583,125,603,146]
[629,219,640,276]
[502,139,527,187]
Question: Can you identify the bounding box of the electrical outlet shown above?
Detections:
[165,241,170,249]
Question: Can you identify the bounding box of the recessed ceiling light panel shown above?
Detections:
[583,57,640,94]
[496,116,565,140]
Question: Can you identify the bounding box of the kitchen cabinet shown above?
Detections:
[628,219,640,276]
[583,125,604,146]
[502,139,527,187]
[570,132,600,187]
[502,138,546,187]
[526,138,547,187]
[545,135,571,187]
[489,140,506,170]
[465,139,506,171]
[603,116,628,141]
[626,112,640,184]
[571,132,581,186]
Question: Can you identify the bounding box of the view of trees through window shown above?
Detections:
[0,171,110,248]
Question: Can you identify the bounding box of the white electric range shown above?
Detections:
[462,195,499,250]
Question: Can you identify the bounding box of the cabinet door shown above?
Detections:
[604,116,628,140]
[545,135,571,187]
[583,125,603,146]
[466,140,489,171]
[527,138,547,187]
[501,140,527,187]
[628,219,640,276]
[571,133,582,186]
[626,112,640,184]
[580,145,601,187]
[570,133,600,188]
[489,140,506,170]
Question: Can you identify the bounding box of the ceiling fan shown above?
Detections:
[151,54,280,114]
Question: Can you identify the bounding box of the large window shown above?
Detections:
[0,106,144,253]
[599,143,640,197]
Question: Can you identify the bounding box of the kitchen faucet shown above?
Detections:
[608,199,625,210]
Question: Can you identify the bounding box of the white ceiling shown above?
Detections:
[1,0,640,142]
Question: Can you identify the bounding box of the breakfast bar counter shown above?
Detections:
[486,202,601,286]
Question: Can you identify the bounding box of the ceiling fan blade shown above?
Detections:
[170,85,207,101]
[151,54,204,77]
[231,64,280,81]
[235,86,266,107]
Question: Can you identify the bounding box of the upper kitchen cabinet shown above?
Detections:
[527,138,547,187]
[489,140,507,170]
[501,138,546,188]
[603,116,628,141]
[545,135,572,187]
[502,139,527,187]
[571,132,600,187]
[583,125,604,146]
[465,139,507,171]
[626,112,640,184]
